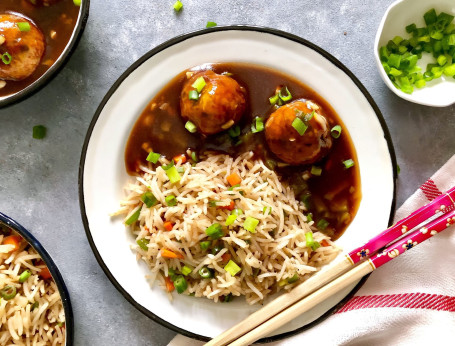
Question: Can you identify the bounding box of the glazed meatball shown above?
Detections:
[180,70,247,135]
[265,100,332,165]
[0,14,45,81]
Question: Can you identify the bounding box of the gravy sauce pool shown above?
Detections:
[125,63,361,240]
[0,0,79,97]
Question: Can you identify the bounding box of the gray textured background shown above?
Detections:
[0,0,454,345]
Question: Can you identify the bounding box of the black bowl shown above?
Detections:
[0,0,90,109]
[0,212,73,345]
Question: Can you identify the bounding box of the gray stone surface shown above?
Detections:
[0,0,454,345]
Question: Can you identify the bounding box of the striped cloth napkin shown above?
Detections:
[169,155,455,346]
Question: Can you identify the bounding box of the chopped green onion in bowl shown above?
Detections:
[378,8,455,95]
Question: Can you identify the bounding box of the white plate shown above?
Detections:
[79,27,397,342]
[374,0,455,107]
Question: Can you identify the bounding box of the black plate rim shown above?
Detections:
[0,212,74,345]
[0,0,90,109]
[78,25,397,343]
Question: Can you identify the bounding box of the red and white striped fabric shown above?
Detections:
[169,155,455,346]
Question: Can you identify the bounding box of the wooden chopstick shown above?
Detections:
[206,187,455,346]
[231,208,455,346]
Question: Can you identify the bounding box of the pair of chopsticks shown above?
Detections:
[207,186,455,346]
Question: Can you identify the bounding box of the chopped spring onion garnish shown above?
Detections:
[262,206,272,215]
[185,120,197,133]
[136,238,149,251]
[243,217,259,233]
[278,86,292,102]
[200,241,211,251]
[162,162,181,183]
[211,245,223,255]
[224,260,241,276]
[32,125,46,139]
[181,265,193,276]
[73,0,81,5]
[165,195,177,206]
[306,213,313,222]
[19,270,31,283]
[125,207,141,225]
[1,52,12,65]
[17,22,31,32]
[291,117,308,136]
[228,125,241,138]
[165,166,181,183]
[198,266,214,278]
[206,21,217,28]
[188,90,199,100]
[205,223,223,239]
[31,302,39,311]
[304,111,315,121]
[305,231,321,251]
[223,293,234,302]
[173,0,183,11]
[146,151,161,164]
[278,279,287,287]
[317,219,330,230]
[269,93,279,105]
[311,166,322,176]
[209,200,220,207]
[168,268,178,281]
[343,159,355,169]
[251,117,264,133]
[191,151,198,162]
[331,125,342,138]
[141,192,158,208]
[225,214,237,226]
[228,184,240,191]
[0,285,17,300]
[287,273,299,284]
[232,208,243,216]
[173,275,188,293]
[191,76,206,92]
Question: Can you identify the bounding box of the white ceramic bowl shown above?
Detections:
[374,0,455,107]
[79,27,397,342]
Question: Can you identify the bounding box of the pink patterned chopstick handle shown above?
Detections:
[370,210,455,269]
[348,186,455,264]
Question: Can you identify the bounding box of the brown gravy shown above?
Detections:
[0,0,80,97]
[125,63,361,240]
